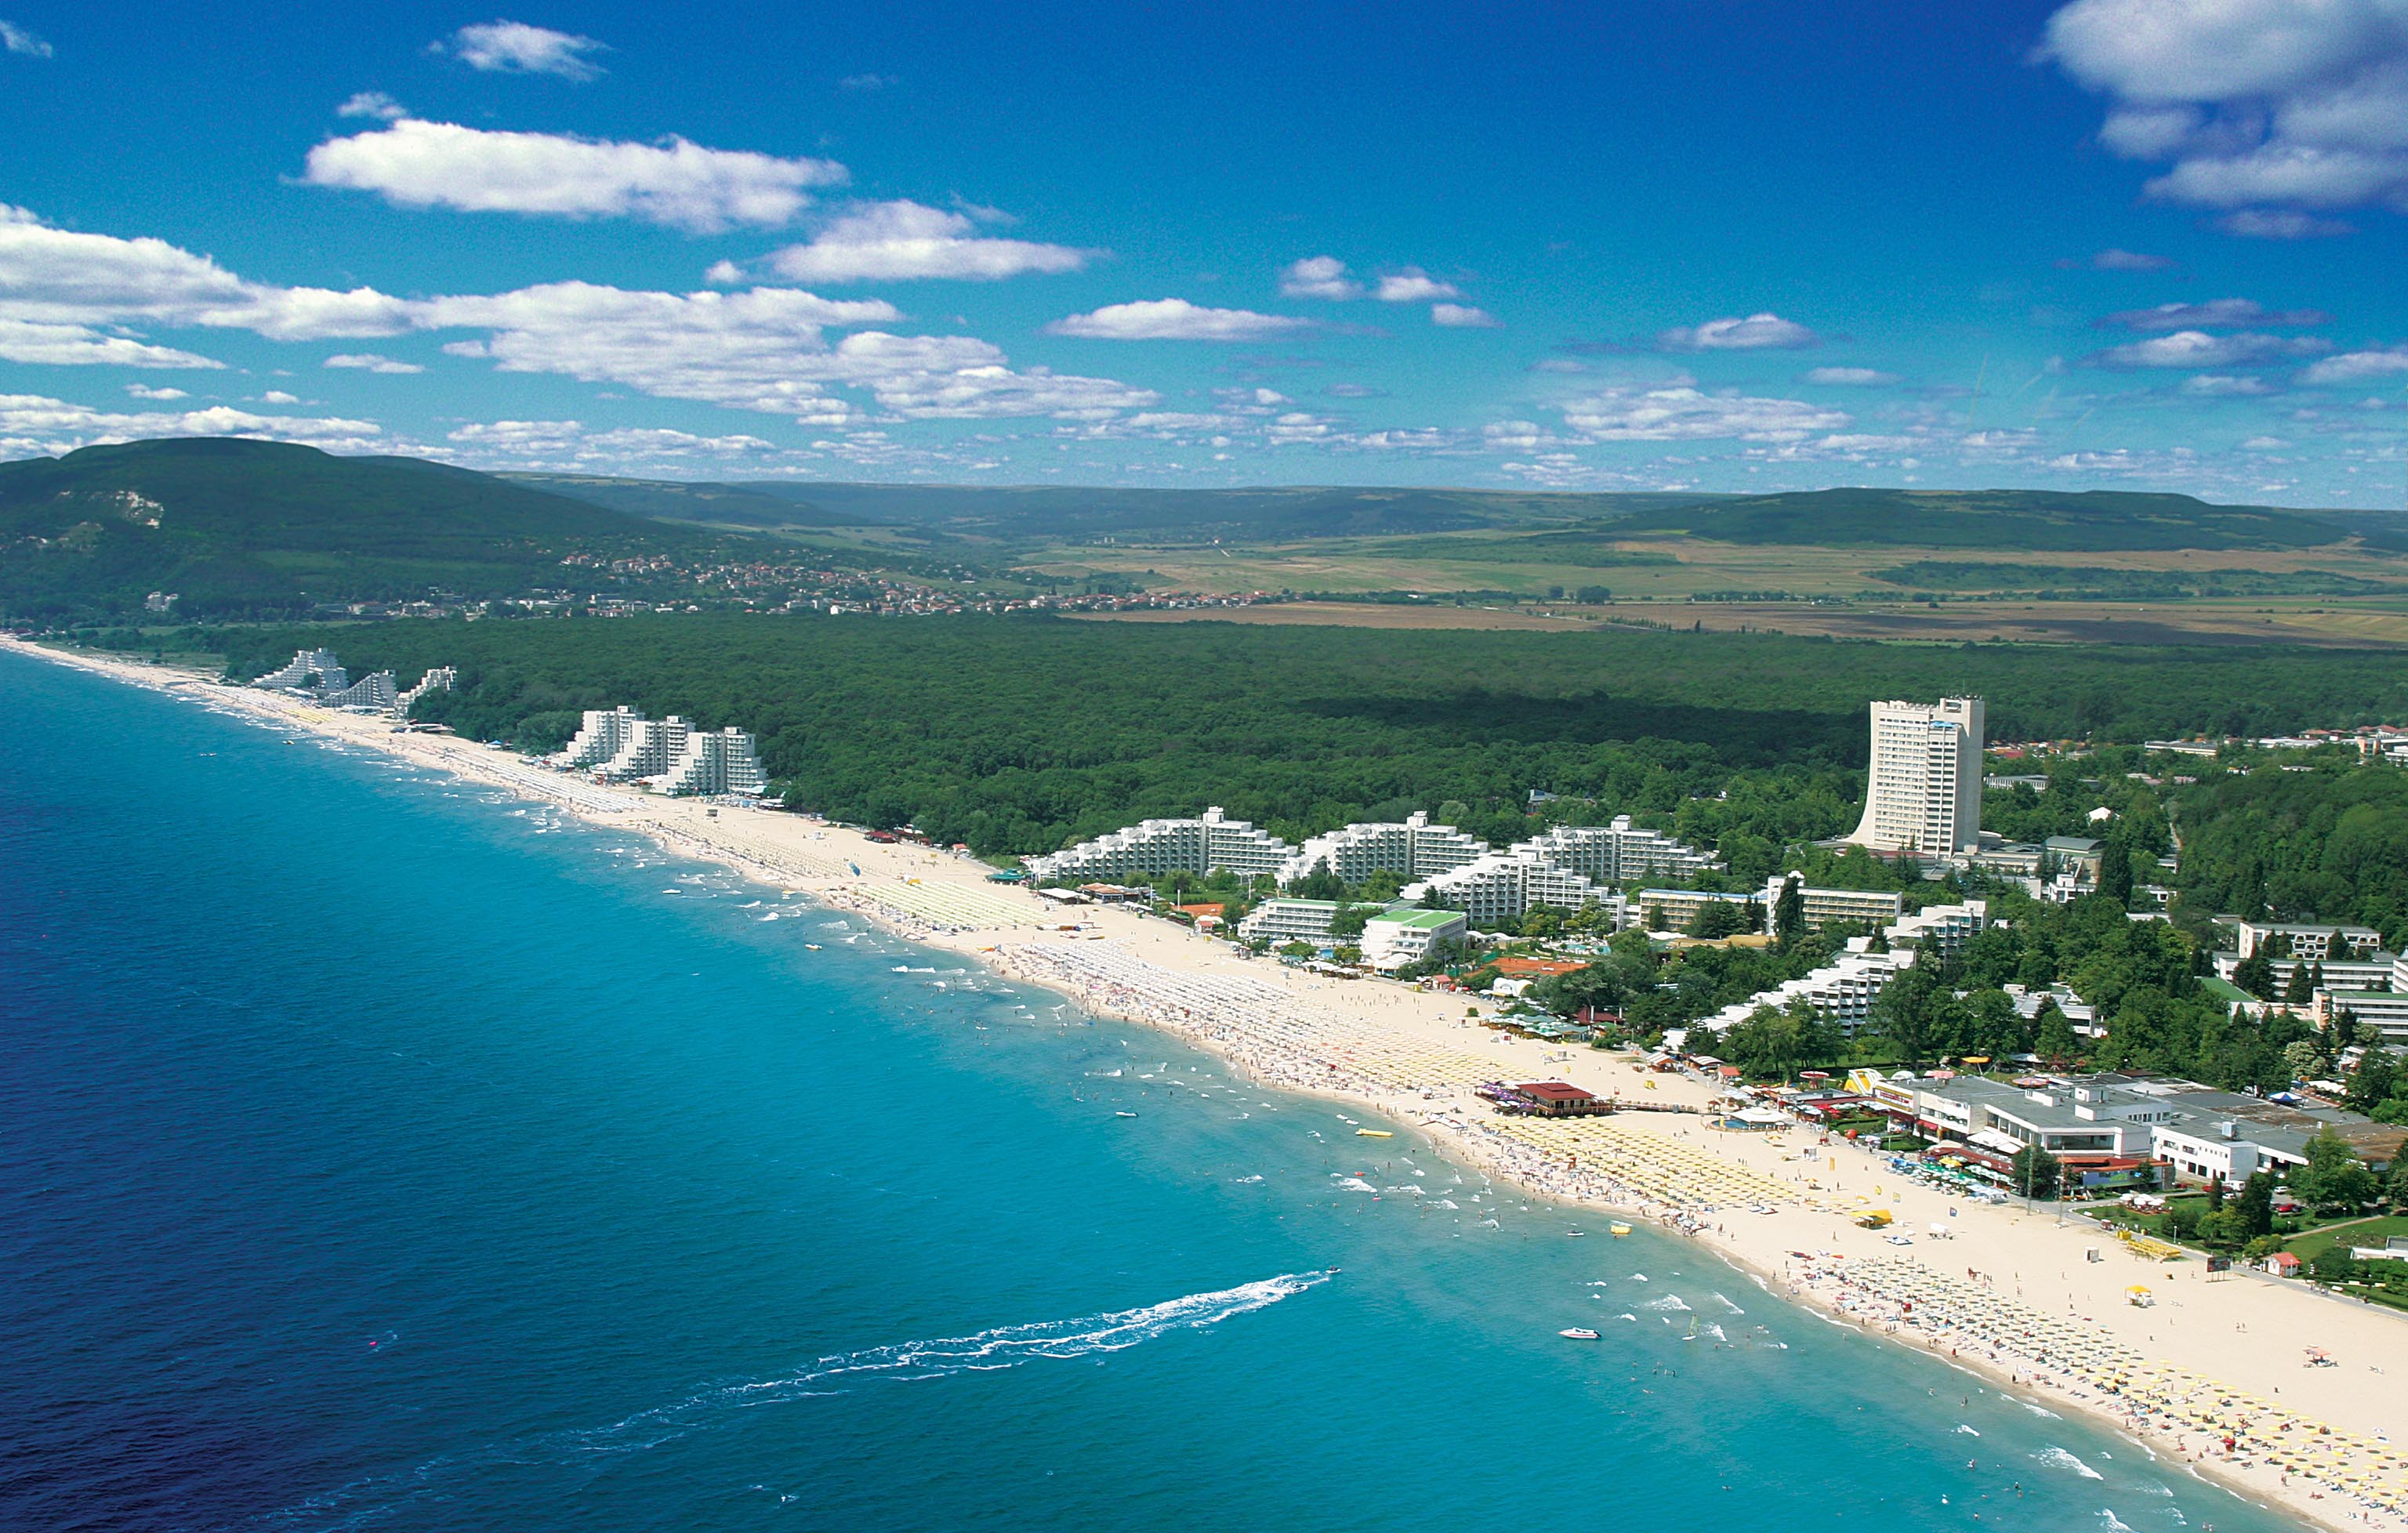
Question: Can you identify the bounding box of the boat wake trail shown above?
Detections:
[252,1271,1330,1531]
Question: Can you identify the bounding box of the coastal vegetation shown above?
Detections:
[196,614,2408,864]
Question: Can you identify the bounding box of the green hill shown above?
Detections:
[716,483,1718,544]
[498,473,889,531]
[0,439,696,622]
[1609,487,2395,553]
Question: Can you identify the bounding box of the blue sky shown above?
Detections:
[1,2,2404,506]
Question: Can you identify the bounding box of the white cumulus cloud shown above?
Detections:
[1278,256,1362,299]
[1805,366,1900,386]
[1376,268,1460,303]
[0,392,383,455]
[2095,297,2330,329]
[0,317,221,368]
[2297,344,2408,383]
[439,20,607,80]
[2084,329,2333,368]
[1561,385,1849,442]
[2181,373,2278,394]
[0,205,1162,430]
[2,19,51,56]
[303,120,847,233]
[337,91,407,121]
[1657,312,1822,350]
[1431,303,1498,328]
[2044,0,2408,223]
[1044,298,1309,341]
[125,383,189,400]
[2218,207,2356,237]
[0,205,413,340]
[762,201,1092,282]
[324,352,423,373]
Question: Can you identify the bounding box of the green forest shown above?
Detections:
[194,611,2408,891]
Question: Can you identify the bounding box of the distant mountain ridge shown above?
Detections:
[1608,487,2399,553]
[1,439,692,622]
[518,477,1724,543]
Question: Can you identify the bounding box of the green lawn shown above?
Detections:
[2287,1213,2408,1265]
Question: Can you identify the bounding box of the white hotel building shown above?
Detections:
[1846,697,1986,857]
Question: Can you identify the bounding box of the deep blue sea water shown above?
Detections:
[0,650,2303,1533]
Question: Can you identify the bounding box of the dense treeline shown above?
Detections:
[2170,764,2408,939]
[211,614,2408,865]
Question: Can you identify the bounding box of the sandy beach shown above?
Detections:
[19,636,2405,1532]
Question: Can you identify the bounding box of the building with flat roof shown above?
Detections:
[1360,908,1467,969]
[1509,816,1719,885]
[1634,886,1759,935]
[1236,898,1347,946]
[559,706,647,770]
[1845,697,1985,857]
[1024,806,1293,882]
[1276,812,1488,888]
[2236,921,2384,962]
[657,727,767,796]
[1763,876,1902,939]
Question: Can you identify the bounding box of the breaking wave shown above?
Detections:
[256,1272,1329,1530]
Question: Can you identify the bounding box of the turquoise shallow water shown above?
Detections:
[0,651,2302,1532]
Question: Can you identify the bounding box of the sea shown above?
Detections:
[0,648,2301,1533]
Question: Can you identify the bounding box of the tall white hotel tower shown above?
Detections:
[1844,697,1986,856]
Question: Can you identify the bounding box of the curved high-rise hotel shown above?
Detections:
[1844,697,1985,856]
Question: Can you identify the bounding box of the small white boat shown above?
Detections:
[1114,1110,1140,1118]
[1558,1327,1601,1341]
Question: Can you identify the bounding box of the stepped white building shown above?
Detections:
[322,670,397,711]
[1024,806,1294,882]
[1507,816,1720,884]
[558,708,647,770]
[252,648,346,693]
[393,666,456,718]
[1402,853,1619,928]
[1694,898,1989,1035]
[658,727,768,797]
[1275,811,1488,886]
[1845,697,1986,857]
[599,716,692,782]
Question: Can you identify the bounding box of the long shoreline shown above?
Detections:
[16,636,2404,1533]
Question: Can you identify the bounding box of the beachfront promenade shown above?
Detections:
[15,637,2408,1533]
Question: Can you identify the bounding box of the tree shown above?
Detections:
[1289,863,1346,901]
[1868,966,1940,1070]
[2344,1050,2398,1112]
[1772,877,1805,950]
[2293,1129,2377,1212]
[2232,951,2277,999]
[2036,1001,2078,1065]
[2098,829,2134,907]
[2283,962,2316,1008]
[2011,1143,2063,1201]
[2237,1169,2276,1238]
[1688,900,1750,940]
[2387,1156,2408,1212]
[2283,1038,2325,1085]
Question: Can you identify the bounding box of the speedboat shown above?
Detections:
[1114,1110,1140,1118]
[1558,1327,1601,1341]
